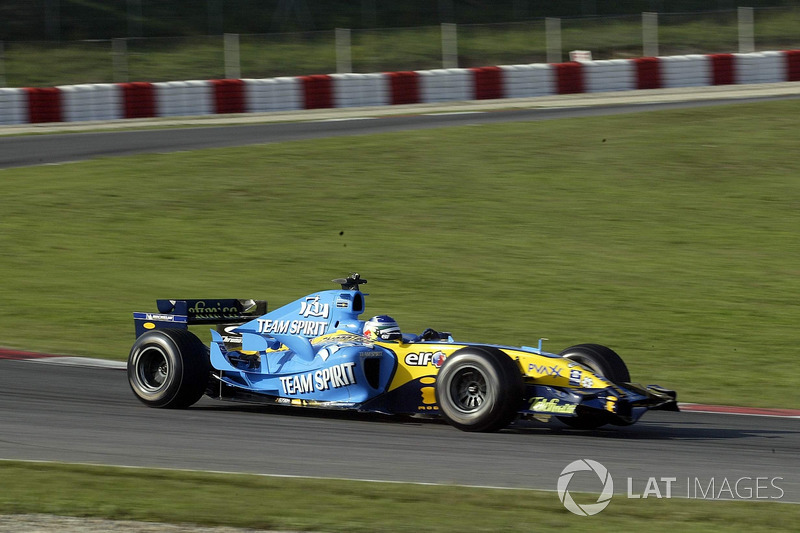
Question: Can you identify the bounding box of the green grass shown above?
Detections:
[0,461,796,532]
[1,100,799,409]
[4,8,800,86]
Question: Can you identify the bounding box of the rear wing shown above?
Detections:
[133,299,267,338]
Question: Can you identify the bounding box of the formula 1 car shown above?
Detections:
[128,274,677,432]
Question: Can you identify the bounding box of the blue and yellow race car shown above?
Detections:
[128,273,677,432]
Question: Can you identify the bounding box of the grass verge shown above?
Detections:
[0,461,796,532]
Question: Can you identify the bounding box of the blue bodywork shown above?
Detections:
[131,275,678,425]
[207,288,396,407]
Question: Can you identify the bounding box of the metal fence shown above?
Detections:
[2,7,799,88]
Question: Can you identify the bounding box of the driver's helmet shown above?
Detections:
[363,315,402,341]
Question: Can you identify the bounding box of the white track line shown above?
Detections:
[25,356,126,370]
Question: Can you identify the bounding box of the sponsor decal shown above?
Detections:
[300,296,330,319]
[221,325,242,344]
[313,334,372,360]
[405,351,447,368]
[529,396,577,414]
[360,351,383,358]
[569,369,581,387]
[312,333,369,345]
[145,313,181,322]
[135,312,187,323]
[582,376,595,388]
[257,318,327,337]
[527,363,563,378]
[279,362,357,395]
[143,322,155,330]
[188,301,240,318]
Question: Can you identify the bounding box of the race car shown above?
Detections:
[127,273,677,432]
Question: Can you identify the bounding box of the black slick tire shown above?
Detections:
[559,343,630,383]
[127,328,210,409]
[557,343,630,429]
[435,347,523,432]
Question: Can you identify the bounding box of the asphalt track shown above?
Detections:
[0,358,797,503]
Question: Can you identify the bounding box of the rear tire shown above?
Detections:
[128,329,210,409]
[557,344,630,429]
[435,347,523,432]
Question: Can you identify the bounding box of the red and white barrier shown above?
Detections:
[659,55,711,88]
[244,77,302,113]
[2,50,799,126]
[472,66,504,99]
[735,51,785,84]
[119,82,156,118]
[386,71,420,105]
[331,73,389,108]
[155,80,214,117]
[0,88,26,125]
[418,68,472,103]
[211,79,246,114]
[58,83,123,122]
[499,64,554,98]
[583,59,636,93]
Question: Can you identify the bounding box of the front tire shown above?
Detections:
[559,343,630,383]
[557,343,630,429]
[128,329,210,409]
[435,347,524,432]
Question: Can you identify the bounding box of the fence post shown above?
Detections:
[224,33,241,79]
[738,6,755,54]
[0,41,5,88]
[546,18,561,63]
[441,22,458,69]
[336,28,352,74]
[643,12,659,57]
[113,38,129,83]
